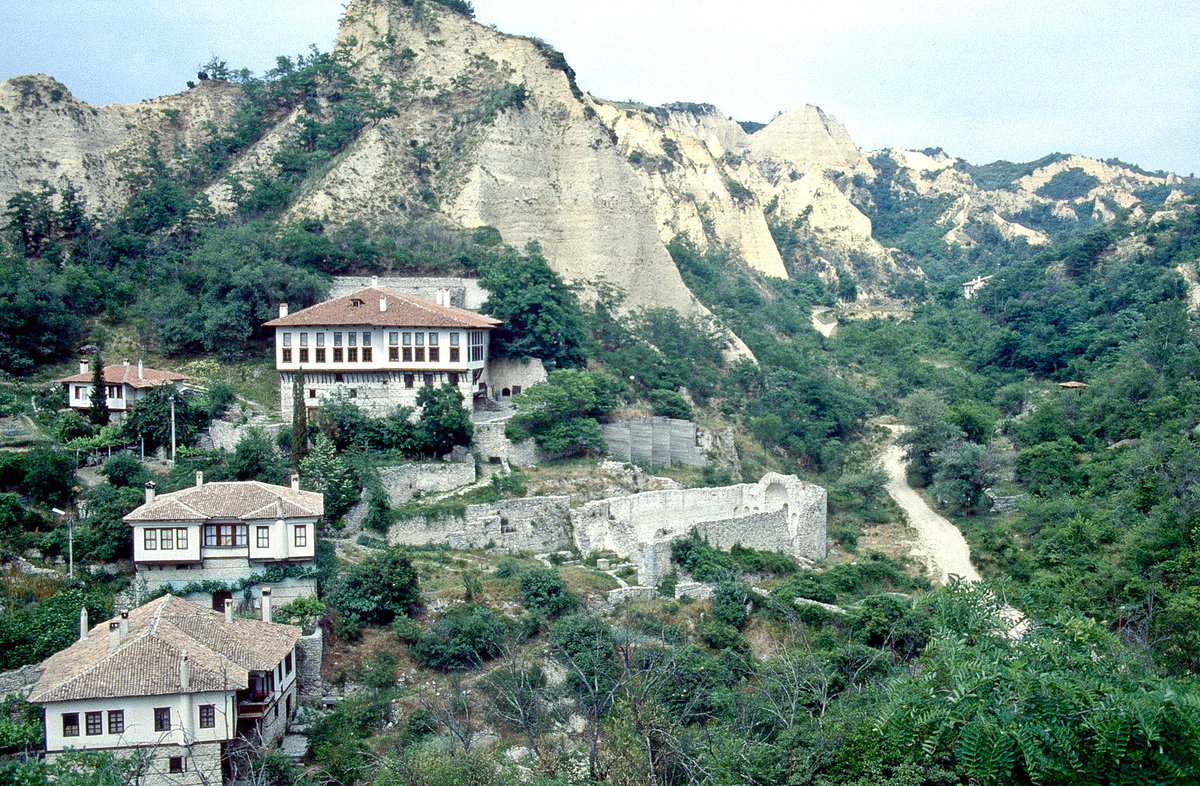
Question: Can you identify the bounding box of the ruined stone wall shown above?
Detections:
[297,628,324,699]
[389,495,572,553]
[473,419,540,467]
[377,461,476,505]
[602,416,703,467]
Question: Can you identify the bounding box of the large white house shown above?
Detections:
[263,281,502,419]
[58,359,188,417]
[125,475,323,607]
[29,594,301,786]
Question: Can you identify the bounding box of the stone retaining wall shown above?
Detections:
[602,416,703,467]
[389,495,573,553]
[473,419,540,467]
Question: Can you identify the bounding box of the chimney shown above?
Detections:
[261,588,272,624]
[291,473,300,492]
[123,359,129,367]
[180,652,191,691]
[195,470,204,488]
[144,481,156,505]
[224,599,234,624]
[380,296,387,313]
[79,607,89,641]
[108,621,121,651]
[79,359,89,376]
[119,611,129,637]
[137,359,144,380]
[370,275,379,289]
[278,302,289,319]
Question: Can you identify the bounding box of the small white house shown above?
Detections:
[962,275,994,300]
[29,594,302,786]
[59,359,188,416]
[263,279,502,419]
[125,474,323,606]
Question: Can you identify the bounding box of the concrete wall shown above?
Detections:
[389,495,573,553]
[602,416,703,467]
[330,276,488,310]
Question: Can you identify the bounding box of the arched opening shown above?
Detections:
[764,481,787,510]
[502,387,511,397]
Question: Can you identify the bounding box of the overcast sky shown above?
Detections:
[2,1,1196,174]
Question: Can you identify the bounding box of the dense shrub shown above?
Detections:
[519,568,577,618]
[410,603,506,670]
[327,547,420,627]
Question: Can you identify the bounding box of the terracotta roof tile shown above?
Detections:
[59,364,188,389]
[124,481,323,523]
[263,287,501,329]
[30,595,301,703]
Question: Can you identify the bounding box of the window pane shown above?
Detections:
[402,332,411,345]
[283,333,292,347]
[199,705,215,729]
[86,712,102,735]
[389,332,399,346]
[177,528,187,550]
[63,713,79,737]
[108,710,124,734]
[154,708,170,732]
[334,332,343,347]
[160,528,173,550]
[316,332,324,347]
[257,527,269,548]
[428,332,438,346]
[235,525,247,547]
[450,332,459,346]
[299,333,308,347]
[362,332,371,346]
[415,332,424,346]
[144,530,157,550]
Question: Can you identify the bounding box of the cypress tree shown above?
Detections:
[291,368,308,470]
[87,353,109,426]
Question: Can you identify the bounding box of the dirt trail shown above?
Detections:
[880,425,980,584]
[810,307,837,338]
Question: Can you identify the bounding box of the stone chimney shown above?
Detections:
[137,359,144,380]
[119,611,129,637]
[144,481,156,505]
[380,295,388,313]
[371,275,379,288]
[224,599,234,624]
[180,652,191,691]
[275,496,285,518]
[79,607,88,641]
[291,473,300,492]
[122,359,129,368]
[278,302,289,319]
[79,359,89,376]
[108,621,121,651]
[261,588,272,624]
[195,470,204,487]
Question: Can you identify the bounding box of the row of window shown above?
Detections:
[61,705,217,738]
[143,528,188,551]
[201,524,307,548]
[73,385,123,400]
[304,371,459,401]
[283,330,462,349]
[281,346,471,365]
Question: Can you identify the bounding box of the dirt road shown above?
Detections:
[810,307,837,338]
[880,425,981,584]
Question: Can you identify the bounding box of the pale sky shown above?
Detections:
[1,1,1196,175]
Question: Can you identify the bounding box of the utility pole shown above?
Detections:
[52,508,72,578]
[170,395,177,464]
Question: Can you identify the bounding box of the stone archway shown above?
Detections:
[764,481,788,510]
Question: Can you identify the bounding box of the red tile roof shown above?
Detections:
[125,480,324,523]
[263,287,501,329]
[30,595,301,703]
[59,363,188,389]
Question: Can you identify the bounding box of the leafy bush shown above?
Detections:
[410,603,506,670]
[519,568,577,618]
[647,389,692,419]
[327,547,420,626]
[671,531,796,581]
[493,557,521,579]
[99,453,146,488]
[391,613,421,643]
[505,369,624,457]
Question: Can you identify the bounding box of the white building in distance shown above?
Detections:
[29,594,301,786]
[58,359,188,417]
[263,281,501,419]
[125,474,322,607]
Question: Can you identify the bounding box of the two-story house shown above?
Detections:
[59,359,188,419]
[263,280,501,419]
[29,594,301,786]
[125,474,323,608]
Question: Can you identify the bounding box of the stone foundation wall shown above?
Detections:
[47,741,223,786]
[281,371,479,419]
[602,416,703,467]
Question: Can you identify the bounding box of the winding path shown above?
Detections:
[880,425,980,584]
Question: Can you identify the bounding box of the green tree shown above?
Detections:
[519,568,578,618]
[897,390,962,486]
[22,446,76,507]
[505,369,623,457]
[480,240,586,367]
[416,384,472,456]
[224,428,288,484]
[328,546,420,627]
[87,354,109,426]
[410,603,507,671]
[120,386,205,453]
[931,439,999,515]
[298,433,359,520]
[291,367,308,470]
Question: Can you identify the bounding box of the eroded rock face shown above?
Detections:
[0,75,240,217]
[749,106,875,180]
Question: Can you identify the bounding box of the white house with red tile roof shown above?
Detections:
[30,594,301,786]
[262,280,502,419]
[59,359,188,417]
[125,474,322,605]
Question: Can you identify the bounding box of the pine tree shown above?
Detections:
[291,368,308,470]
[87,354,109,426]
